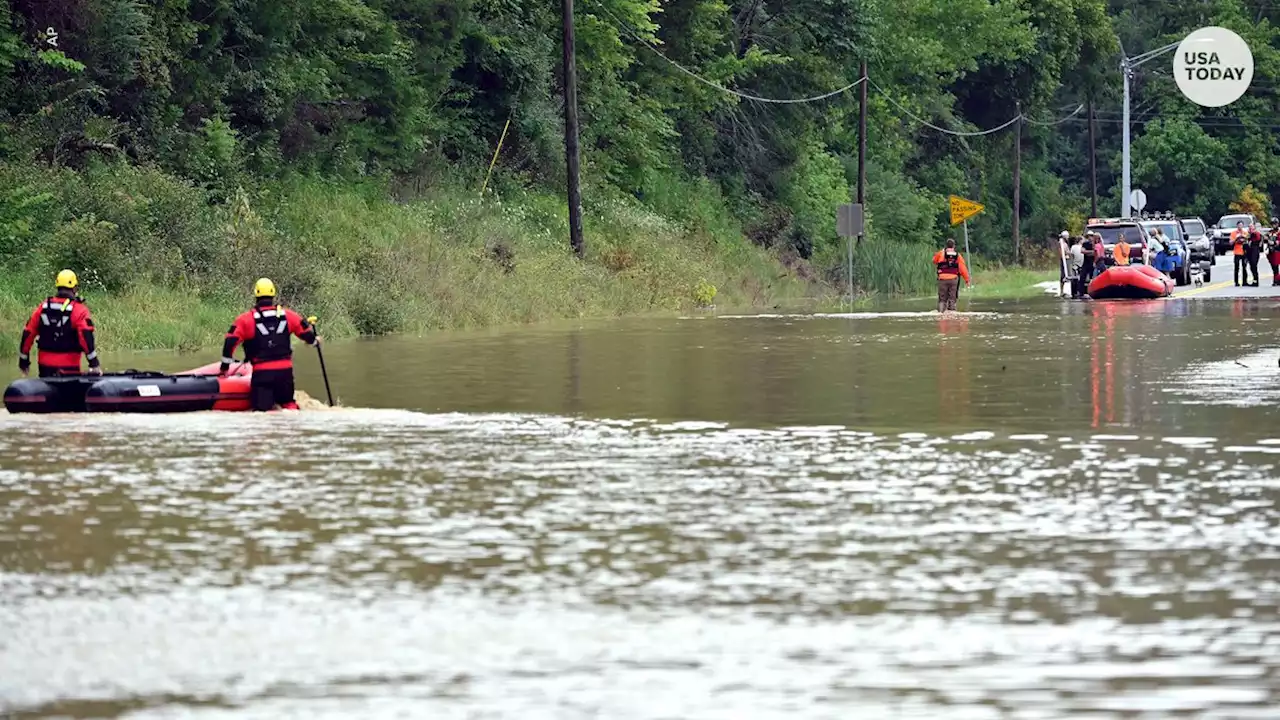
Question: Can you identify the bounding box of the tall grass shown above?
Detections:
[0,162,816,357]
[851,240,938,296]
[845,239,1054,299]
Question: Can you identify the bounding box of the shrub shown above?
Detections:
[41,216,130,292]
[693,279,717,307]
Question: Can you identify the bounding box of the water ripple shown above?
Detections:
[1,412,1277,718]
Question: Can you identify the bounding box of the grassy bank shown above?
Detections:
[841,237,1055,301]
[0,161,818,358]
[1,160,1060,363]
[964,266,1057,299]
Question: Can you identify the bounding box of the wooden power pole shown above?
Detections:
[1013,101,1022,264]
[1088,98,1098,218]
[562,0,585,258]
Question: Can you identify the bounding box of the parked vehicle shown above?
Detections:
[1086,217,1148,265]
[1179,216,1213,266]
[1209,213,1271,255]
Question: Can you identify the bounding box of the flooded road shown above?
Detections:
[2,296,1279,718]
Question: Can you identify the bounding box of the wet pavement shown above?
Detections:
[1176,257,1280,299]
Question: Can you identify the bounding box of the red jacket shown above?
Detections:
[19,295,100,372]
[220,303,316,372]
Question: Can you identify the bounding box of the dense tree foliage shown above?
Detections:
[3,0,1280,282]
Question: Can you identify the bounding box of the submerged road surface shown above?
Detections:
[2,302,1279,718]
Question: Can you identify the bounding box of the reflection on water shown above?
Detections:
[3,297,1280,718]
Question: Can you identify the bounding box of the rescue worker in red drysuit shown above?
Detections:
[18,269,103,378]
[1246,224,1265,287]
[1267,229,1280,286]
[219,278,319,411]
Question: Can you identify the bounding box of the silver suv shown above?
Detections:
[1178,216,1213,266]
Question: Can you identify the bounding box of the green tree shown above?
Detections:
[1130,121,1234,218]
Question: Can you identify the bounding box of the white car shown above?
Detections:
[1210,213,1271,255]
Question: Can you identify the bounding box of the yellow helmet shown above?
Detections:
[253,277,277,298]
[56,269,78,289]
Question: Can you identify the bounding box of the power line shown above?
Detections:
[868,79,1021,136]
[1088,110,1279,124]
[1068,116,1280,131]
[599,3,1088,133]
[870,81,1085,135]
[1025,104,1085,126]
[595,2,865,105]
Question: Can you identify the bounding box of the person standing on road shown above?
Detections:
[933,239,970,313]
[1081,233,1096,284]
[1068,236,1086,298]
[17,269,103,378]
[1267,229,1280,286]
[1246,223,1264,287]
[1113,234,1132,266]
[1057,231,1070,295]
[1148,229,1170,277]
[1232,221,1249,286]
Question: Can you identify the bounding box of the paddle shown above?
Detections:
[307,316,334,407]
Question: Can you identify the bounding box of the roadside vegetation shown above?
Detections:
[0,162,807,358]
[2,1,1279,355]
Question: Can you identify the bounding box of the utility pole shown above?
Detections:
[1088,98,1098,217]
[1119,40,1180,218]
[562,0,585,258]
[1013,101,1021,264]
[1121,56,1131,218]
[857,60,868,214]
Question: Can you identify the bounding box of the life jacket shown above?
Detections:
[37,296,81,353]
[936,249,960,278]
[245,305,292,362]
[1233,230,1246,255]
[1113,242,1128,263]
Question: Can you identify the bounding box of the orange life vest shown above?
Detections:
[936,250,961,279]
[1114,242,1130,265]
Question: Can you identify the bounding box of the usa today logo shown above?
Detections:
[1174,26,1254,107]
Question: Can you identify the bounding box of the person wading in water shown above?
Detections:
[219,278,321,411]
[933,239,971,313]
[1081,233,1096,285]
[17,269,102,378]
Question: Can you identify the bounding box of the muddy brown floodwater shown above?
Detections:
[1,296,1278,718]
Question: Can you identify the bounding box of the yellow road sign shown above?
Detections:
[949,195,985,226]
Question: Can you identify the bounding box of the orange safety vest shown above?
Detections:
[1232,230,1247,256]
[936,250,961,279]
[932,249,969,282]
[1114,242,1130,265]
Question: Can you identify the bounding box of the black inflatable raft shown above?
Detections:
[4,369,251,413]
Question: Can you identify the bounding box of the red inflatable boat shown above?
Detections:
[1087,265,1175,300]
[4,362,252,413]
